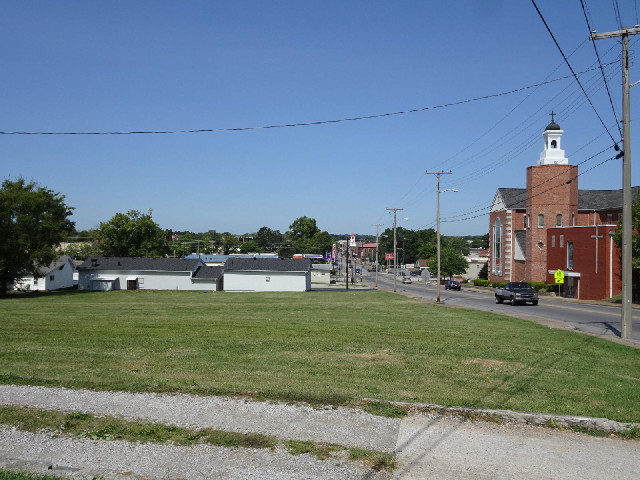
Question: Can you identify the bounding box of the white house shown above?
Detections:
[223,257,311,292]
[311,263,332,284]
[17,255,76,291]
[77,257,221,291]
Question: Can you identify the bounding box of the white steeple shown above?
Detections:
[538,111,568,165]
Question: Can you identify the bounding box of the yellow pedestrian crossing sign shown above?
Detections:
[554,269,564,284]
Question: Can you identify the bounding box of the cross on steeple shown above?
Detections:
[549,110,556,123]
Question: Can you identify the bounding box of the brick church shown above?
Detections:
[488,116,638,300]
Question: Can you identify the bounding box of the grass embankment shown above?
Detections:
[0,290,639,422]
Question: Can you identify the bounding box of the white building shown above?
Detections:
[17,255,75,291]
[223,257,311,292]
[77,257,222,291]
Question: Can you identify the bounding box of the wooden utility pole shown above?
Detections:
[591,25,640,339]
[373,223,383,288]
[426,171,453,303]
[386,208,403,292]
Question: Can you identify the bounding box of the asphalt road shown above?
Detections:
[365,272,640,345]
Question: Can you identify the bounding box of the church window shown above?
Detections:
[538,214,544,227]
[551,140,557,148]
[560,235,564,247]
[567,242,574,270]
[607,213,613,224]
[492,218,502,275]
[523,214,527,229]
[556,214,562,226]
[571,213,575,226]
[551,235,556,247]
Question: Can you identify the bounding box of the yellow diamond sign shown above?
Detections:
[554,269,565,284]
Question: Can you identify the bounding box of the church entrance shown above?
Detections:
[565,277,577,298]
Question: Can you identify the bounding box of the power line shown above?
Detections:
[439,153,618,224]
[0,68,609,136]
[612,0,623,29]
[530,0,619,147]
[581,0,623,137]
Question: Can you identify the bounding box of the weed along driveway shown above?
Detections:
[0,290,639,478]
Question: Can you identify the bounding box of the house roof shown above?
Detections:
[37,255,73,275]
[77,257,202,272]
[192,266,223,280]
[358,243,377,248]
[224,257,311,272]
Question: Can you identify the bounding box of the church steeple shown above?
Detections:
[538,111,568,165]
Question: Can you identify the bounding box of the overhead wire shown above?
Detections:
[530,0,620,147]
[612,0,623,29]
[581,0,623,138]
[438,153,618,224]
[0,68,613,136]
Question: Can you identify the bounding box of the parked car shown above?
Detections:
[445,280,461,291]
[495,282,538,306]
[402,277,412,284]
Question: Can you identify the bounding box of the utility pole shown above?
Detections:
[426,171,452,303]
[386,208,403,292]
[591,25,640,339]
[373,223,383,288]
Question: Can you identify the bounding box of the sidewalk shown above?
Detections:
[1,385,639,479]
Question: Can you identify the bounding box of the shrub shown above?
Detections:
[529,282,547,292]
[473,279,490,287]
[491,281,506,288]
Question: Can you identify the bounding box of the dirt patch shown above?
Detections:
[462,358,525,371]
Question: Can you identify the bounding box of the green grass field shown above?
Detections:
[1,289,639,423]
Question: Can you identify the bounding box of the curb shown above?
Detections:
[378,399,640,434]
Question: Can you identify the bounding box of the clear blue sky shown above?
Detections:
[2,1,639,237]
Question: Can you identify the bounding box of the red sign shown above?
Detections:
[385,253,395,260]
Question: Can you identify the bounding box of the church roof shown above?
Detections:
[545,121,561,131]
[493,186,640,212]
[578,186,640,211]
[497,188,527,209]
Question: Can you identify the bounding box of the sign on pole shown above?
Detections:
[385,253,395,260]
[554,269,565,284]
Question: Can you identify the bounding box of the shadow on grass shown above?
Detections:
[394,333,596,477]
[1,288,96,300]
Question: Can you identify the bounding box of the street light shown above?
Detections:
[436,188,458,303]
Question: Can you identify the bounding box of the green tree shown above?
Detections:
[613,191,640,269]
[0,179,74,293]
[239,240,262,254]
[255,226,283,252]
[478,261,489,280]
[287,217,332,255]
[221,233,239,255]
[428,247,469,279]
[96,210,168,257]
[63,242,98,260]
[417,242,437,260]
[288,216,320,240]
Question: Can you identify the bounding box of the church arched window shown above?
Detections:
[556,214,562,226]
[492,218,502,275]
[551,140,557,149]
[538,214,544,227]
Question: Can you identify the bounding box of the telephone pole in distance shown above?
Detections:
[426,171,453,303]
[386,208,403,292]
[372,223,383,288]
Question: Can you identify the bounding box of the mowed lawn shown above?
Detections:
[0,290,639,423]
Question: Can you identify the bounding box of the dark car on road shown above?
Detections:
[445,280,461,291]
